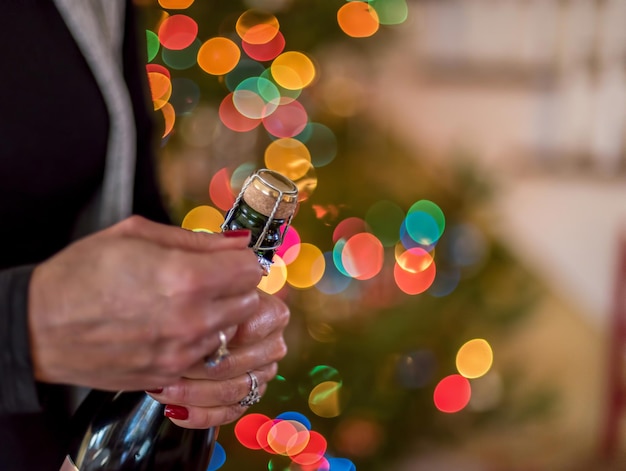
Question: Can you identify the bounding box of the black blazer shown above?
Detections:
[0,2,169,469]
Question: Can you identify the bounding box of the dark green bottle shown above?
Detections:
[222,168,299,273]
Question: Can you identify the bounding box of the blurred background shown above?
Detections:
[135,0,626,469]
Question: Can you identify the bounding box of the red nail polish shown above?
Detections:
[146,388,163,394]
[164,404,189,420]
[223,229,251,238]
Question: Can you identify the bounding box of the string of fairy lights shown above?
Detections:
[141,1,497,469]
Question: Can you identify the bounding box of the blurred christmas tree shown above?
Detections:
[135,1,549,469]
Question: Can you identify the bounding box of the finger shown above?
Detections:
[164,380,269,429]
[164,401,249,429]
[149,366,275,408]
[184,331,286,380]
[108,215,252,253]
[228,292,290,347]
[161,289,260,345]
[156,247,263,300]
[147,294,258,376]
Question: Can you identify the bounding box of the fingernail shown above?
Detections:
[164,404,189,420]
[146,388,163,394]
[223,229,251,238]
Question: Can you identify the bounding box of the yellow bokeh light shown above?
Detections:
[456,338,493,379]
[264,138,312,181]
[286,243,325,289]
[308,381,342,418]
[271,51,316,90]
[257,255,287,294]
[267,420,308,455]
[147,71,172,110]
[181,205,224,233]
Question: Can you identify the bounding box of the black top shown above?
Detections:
[0,2,170,469]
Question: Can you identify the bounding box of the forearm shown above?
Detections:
[0,265,42,414]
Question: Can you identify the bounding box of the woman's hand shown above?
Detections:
[28,216,264,391]
[147,291,290,429]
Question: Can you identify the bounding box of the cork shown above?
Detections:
[242,169,298,220]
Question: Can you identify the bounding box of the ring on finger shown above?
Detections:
[239,371,261,407]
[204,331,230,368]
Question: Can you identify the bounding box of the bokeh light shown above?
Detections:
[275,226,301,264]
[267,420,308,455]
[315,252,352,295]
[160,102,176,137]
[234,76,280,119]
[408,199,445,239]
[295,122,337,167]
[404,210,442,247]
[299,365,342,398]
[326,457,356,471]
[332,217,369,243]
[146,30,160,62]
[333,416,384,459]
[180,205,224,233]
[262,99,309,138]
[162,38,201,70]
[218,92,262,132]
[264,138,311,181]
[371,0,409,25]
[394,247,437,295]
[433,374,472,413]
[365,200,404,247]
[275,411,311,430]
[455,338,494,379]
[308,381,343,418]
[341,232,384,280]
[236,9,280,44]
[235,413,272,450]
[147,71,172,110]
[337,2,380,38]
[158,14,198,50]
[427,266,461,297]
[271,51,316,90]
[243,30,286,62]
[207,441,226,471]
[257,255,288,294]
[225,59,266,92]
[468,371,504,412]
[290,431,327,466]
[158,0,194,8]
[208,168,236,212]
[285,243,325,288]
[197,37,241,75]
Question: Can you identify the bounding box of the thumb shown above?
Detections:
[108,215,252,253]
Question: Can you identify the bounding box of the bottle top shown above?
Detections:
[242,169,298,220]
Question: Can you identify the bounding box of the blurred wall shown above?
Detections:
[359,0,626,329]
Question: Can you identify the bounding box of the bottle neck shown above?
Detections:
[224,201,286,262]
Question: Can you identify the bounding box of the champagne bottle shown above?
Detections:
[61,169,298,471]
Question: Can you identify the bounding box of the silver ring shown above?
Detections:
[239,371,261,407]
[204,331,230,368]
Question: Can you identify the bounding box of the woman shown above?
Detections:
[0,1,290,469]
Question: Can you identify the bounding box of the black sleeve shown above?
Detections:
[0,265,43,415]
